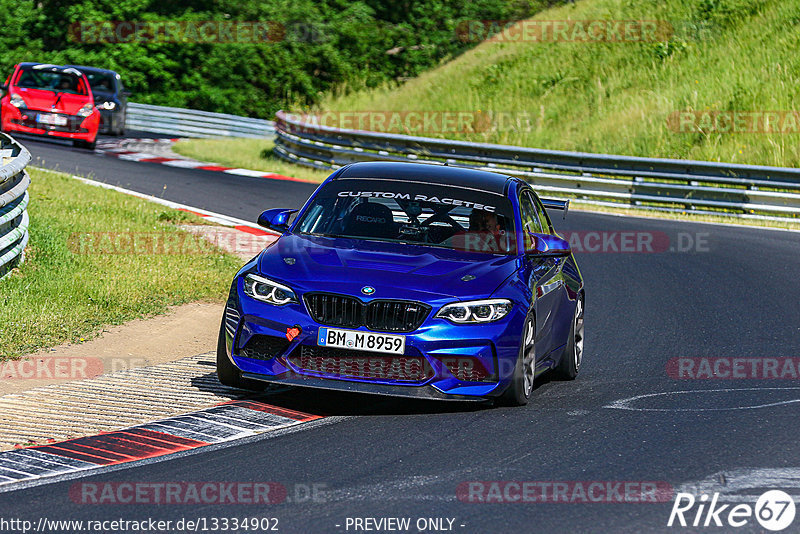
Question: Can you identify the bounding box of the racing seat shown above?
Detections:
[344,202,396,239]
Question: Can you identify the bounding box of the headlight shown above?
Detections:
[242,274,297,305]
[9,94,25,108]
[77,103,94,117]
[436,299,512,324]
[98,101,116,110]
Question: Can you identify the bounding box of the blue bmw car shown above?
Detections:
[218,162,584,405]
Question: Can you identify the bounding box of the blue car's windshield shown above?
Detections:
[294,178,517,254]
[83,72,116,94]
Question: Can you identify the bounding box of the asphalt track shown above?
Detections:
[3,133,800,533]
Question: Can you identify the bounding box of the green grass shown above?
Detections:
[317,0,800,168]
[172,138,330,183]
[0,168,242,360]
[174,0,800,175]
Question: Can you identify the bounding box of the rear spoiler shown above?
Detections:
[541,198,569,219]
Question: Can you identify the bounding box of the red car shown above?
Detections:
[1,63,100,149]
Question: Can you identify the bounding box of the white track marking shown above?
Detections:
[677,468,800,502]
[161,159,207,168]
[604,387,800,412]
[223,168,273,177]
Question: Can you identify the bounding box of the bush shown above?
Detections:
[0,0,563,118]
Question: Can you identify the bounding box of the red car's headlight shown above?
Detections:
[9,94,26,108]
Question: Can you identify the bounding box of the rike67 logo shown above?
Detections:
[668,490,796,531]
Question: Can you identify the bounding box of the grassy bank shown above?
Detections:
[175,0,800,170]
[172,138,330,183]
[171,0,799,228]
[0,168,241,360]
[317,0,800,168]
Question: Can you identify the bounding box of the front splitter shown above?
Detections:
[241,372,490,402]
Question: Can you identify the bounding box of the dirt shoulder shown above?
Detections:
[0,301,222,396]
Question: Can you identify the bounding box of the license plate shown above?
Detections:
[36,113,67,126]
[317,327,405,355]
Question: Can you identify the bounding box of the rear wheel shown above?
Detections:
[498,313,536,406]
[554,297,584,380]
[216,320,266,391]
[114,114,125,136]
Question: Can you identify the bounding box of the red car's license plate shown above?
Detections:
[36,113,67,126]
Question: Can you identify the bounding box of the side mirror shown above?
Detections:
[257,208,297,233]
[527,233,571,257]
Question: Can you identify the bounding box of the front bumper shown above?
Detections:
[1,102,99,141]
[223,280,524,400]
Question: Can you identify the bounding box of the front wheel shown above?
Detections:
[498,313,536,406]
[554,297,584,380]
[73,139,96,150]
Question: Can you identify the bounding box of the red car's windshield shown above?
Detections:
[13,67,89,96]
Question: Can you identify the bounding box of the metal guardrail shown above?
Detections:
[0,133,31,280]
[126,102,275,138]
[274,111,800,220]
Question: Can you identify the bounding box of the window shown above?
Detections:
[294,178,517,254]
[532,192,553,234]
[519,190,544,249]
[84,72,116,93]
[14,68,88,95]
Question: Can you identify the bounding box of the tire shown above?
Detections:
[216,319,266,391]
[498,313,536,406]
[72,139,96,150]
[554,296,584,380]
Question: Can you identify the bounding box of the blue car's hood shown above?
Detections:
[256,234,518,301]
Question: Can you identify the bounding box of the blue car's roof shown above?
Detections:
[16,62,82,73]
[64,65,119,76]
[334,162,513,195]
[14,62,120,78]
